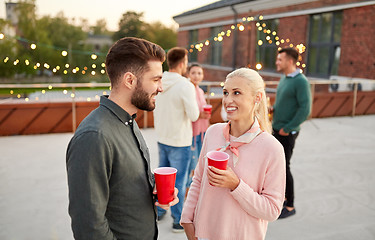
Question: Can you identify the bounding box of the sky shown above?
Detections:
[1,0,217,30]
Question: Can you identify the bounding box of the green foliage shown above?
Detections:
[0,3,177,81]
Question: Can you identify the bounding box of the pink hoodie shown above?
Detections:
[192,85,209,137]
[181,123,286,240]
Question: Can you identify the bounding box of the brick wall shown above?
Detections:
[339,5,375,79]
[176,0,375,82]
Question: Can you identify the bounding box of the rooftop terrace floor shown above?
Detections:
[1,115,374,240]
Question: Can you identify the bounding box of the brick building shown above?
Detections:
[173,0,375,87]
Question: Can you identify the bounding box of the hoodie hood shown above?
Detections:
[161,71,185,92]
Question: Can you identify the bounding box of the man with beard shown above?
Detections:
[66,37,178,240]
[153,47,199,232]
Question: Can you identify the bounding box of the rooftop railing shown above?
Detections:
[1,79,374,133]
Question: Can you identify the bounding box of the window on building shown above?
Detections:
[209,26,222,66]
[256,19,279,71]
[307,11,342,78]
[188,29,198,62]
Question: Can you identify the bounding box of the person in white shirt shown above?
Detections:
[153,47,199,232]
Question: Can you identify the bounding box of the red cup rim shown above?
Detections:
[203,104,212,108]
[206,151,229,161]
[154,167,177,175]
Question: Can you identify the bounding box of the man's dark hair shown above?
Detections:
[278,47,299,63]
[167,47,188,69]
[105,37,165,87]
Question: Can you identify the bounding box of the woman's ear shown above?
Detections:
[255,92,263,104]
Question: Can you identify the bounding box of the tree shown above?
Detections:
[90,19,110,35]
[112,11,148,41]
[146,21,176,51]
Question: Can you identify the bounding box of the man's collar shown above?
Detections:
[100,95,136,126]
[286,69,301,78]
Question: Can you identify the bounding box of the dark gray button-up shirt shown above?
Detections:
[67,96,157,240]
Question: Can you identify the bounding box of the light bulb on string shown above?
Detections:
[0,33,4,39]
[91,54,97,60]
[61,51,68,57]
[30,43,37,50]
[256,63,262,70]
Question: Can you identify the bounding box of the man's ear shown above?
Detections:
[122,72,137,89]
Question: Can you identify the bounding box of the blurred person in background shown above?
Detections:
[153,47,199,232]
[271,47,311,219]
[186,63,211,196]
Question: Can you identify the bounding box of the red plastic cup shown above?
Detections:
[203,104,212,114]
[206,151,229,170]
[154,167,177,204]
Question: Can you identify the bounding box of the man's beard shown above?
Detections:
[131,81,156,111]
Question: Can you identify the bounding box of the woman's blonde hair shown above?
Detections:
[226,68,272,133]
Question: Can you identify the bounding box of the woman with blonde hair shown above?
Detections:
[181,68,285,240]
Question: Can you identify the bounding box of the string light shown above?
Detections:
[0,13,307,78]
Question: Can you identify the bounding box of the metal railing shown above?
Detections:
[1,79,374,132]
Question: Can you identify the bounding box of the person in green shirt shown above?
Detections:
[271,47,311,219]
